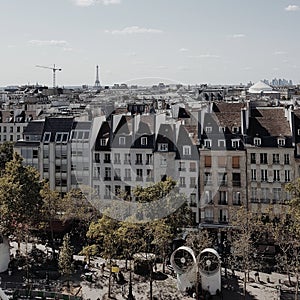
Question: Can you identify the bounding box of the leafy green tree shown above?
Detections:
[0,141,14,176]
[0,152,43,243]
[59,233,74,287]
[230,206,263,299]
[185,229,213,257]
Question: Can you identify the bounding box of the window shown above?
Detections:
[125,169,131,180]
[124,153,131,164]
[183,145,191,156]
[77,131,83,140]
[33,149,38,159]
[55,133,68,143]
[94,153,100,163]
[254,137,261,146]
[285,170,291,182]
[205,126,212,133]
[232,156,240,168]
[261,169,268,182]
[250,153,256,164]
[251,169,257,181]
[219,191,227,205]
[251,187,258,202]
[136,153,143,165]
[204,156,211,168]
[100,138,107,146]
[190,162,196,172]
[179,161,186,171]
[62,133,68,143]
[136,169,143,181]
[190,177,196,188]
[232,126,239,133]
[205,191,212,204]
[273,188,281,202]
[146,154,153,165]
[273,154,280,164]
[218,173,227,186]
[260,153,268,164]
[17,126,20,133]
[219,127,225,133]
[115,185,121,197]
[104,167,111,180]
[233,191,241,205]
[190,194,197,207]
[43,132,51,143]
[218,156,226,168]
[273,170,280,182]
[158,143,168,151]
[261,188,269,203]
[93,166,100,178]
[119,137,126,145]
[284,154,290,165]
[114,153,121,164]
[141,137,147,146]
[232,173,241,187]
[204,208,213,222]
[277,138,285,147]
[114,168,121,180]
[231,139,240,149]
[204,172,212,185]
[104,153,111,163]
[105,185,111,198]
[146,169,153,181]
[179,177,186,187]
[218,140,226,148]
[204,139,212,148]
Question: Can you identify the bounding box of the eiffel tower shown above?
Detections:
[94,65,101,88]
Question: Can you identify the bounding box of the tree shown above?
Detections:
[0,141,14,176]
[40,182,62,258]
[185,229,213,257]
[0,152,43,243]
[59,233,74,287]
[230,206,263,299]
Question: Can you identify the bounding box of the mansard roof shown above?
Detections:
[248,107,291,137]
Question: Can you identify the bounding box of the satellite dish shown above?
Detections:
[170,246,196,275]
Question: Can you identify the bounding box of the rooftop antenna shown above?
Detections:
[36,64,62,88]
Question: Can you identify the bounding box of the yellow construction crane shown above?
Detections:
[36,64,62,88]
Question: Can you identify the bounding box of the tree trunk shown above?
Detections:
[244,270,247,299]
[149,262,153,300]
[295,273,299,300]
[108,259,112,298]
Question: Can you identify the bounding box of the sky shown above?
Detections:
[1,0,300,87]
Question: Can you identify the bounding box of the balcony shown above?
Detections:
[218,180,227,186]
[114,160,121,165]
[124,177,131,181]
[136,176,143,182]
[179,168,186,172]
[204,180,212,186]
[251,198,259,203]
[233,201,242,206]
[261,198,270,204]
[189,168,196,172]
[114,176,121,181]
[204,218,214,224]
[124,160,131,165]
[104,159,111,163]
[218,219,228,224]
[232,181,241,187]
[146,177,154,182]
[190,202,197,208]
[135,161,143,165]
[218,200,228,205]
[146,160,153,165]
[104,177,111,181]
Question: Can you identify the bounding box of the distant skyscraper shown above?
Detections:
[94,65,101,88]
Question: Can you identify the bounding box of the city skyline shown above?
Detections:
[1,0,300,86]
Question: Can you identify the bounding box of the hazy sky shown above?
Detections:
[1,0,300,86]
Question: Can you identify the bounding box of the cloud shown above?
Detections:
[72,0,121,6]
[105,26,163,35]
[188,54,220,59]
[229,33,246,38]
[285,5,300,11]
[29,40,69,47]
[179,48,189,52]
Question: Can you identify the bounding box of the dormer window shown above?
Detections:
[219,126,225,133]
[254,137,261,146]
[205,126,212,133]
[298,129,300,136]
[43,132,51,143]
[100,138,107,146]
[158,143,168,151]
[204,139,212,149]
[183,145,191,156]
[278,138,285,147]
[141,137,147,146]
[218,140,226,148]
[55,132,68,143]
[232,126,239,133]
[231,139,240,149]
[119,137,126,145]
